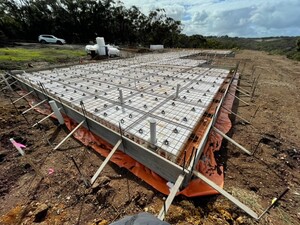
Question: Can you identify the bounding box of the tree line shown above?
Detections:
[0,0,210,48]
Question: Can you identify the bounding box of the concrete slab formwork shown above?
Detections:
[193,49,235,57]
[11,50,236,185]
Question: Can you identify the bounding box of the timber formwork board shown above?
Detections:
[12,50,234,185]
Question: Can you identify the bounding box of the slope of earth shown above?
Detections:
[221,50,300,225]
[0,50,299,225]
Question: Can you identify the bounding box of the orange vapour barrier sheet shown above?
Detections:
[26,77,237,197]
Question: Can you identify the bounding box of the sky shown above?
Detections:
[121,0,300,37]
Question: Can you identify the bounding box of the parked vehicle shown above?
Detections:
[38,34,66,45]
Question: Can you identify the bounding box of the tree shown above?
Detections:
[0,0,201,48]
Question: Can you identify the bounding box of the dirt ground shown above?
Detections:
[0,50,299,225]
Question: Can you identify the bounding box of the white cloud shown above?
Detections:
[192,10,208,23]
[121,0,300,37]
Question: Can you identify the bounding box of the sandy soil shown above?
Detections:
[0,50,299,225]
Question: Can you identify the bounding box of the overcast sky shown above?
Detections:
[121,0,300,37]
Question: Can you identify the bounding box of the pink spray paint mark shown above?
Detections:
[48,168,54,175]
[12,141,26,149]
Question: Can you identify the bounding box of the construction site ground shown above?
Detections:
[0,50,299,225]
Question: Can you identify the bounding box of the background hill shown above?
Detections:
[208,36,300,61]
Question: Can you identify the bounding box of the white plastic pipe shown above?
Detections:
[149,119,157,146]
[119,89,123,104]
[96,37,106,56]
[96,37,105,46]
[175,84,180,99]
[49,100,64,124]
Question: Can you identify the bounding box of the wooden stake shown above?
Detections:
[193,170,259,219]
[22,99,47,114]
[213,127,252,155]
[236,88,251,97]
[228,92,250,105]
[12,91,34,103]
[32,111,56,127]
[90,139,122,184]
[53,120,85,150]
[157,174,185,220]
[236,86,251,94]
[222,106,251,124]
